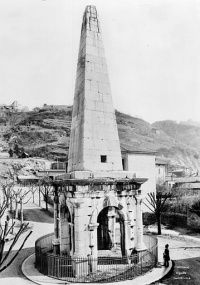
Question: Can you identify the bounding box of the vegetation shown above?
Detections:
[0,179,14,225]
[144,184,171,235]
[0,163,32,273]
[0,105,200,170]
[0,218,32,273]
[38,176,53,211]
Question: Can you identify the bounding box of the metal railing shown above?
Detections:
[35,234,158,283]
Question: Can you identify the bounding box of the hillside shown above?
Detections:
[152,120,200,152]
[0,106,200,171]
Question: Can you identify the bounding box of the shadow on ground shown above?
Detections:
[159,257,200,285]
[0,247,35,279]
[23,208,54,223]
[165,225,200,237]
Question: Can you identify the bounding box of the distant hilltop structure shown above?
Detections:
[0,101,18,111]
[39,104,72,110]
[0,101,28,117]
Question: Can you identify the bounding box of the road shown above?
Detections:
[1,206,200,285]
[0,202,54,285]
[150,227,200,285]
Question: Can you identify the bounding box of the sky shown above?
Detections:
[0,0,199,123]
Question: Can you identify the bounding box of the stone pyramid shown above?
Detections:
[68,6,122,173]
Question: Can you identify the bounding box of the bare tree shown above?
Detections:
[29,181,39,204]
[12,187,31,223]
[0,217,32,273]
[0,179,14,226]
[144,185,171,235]
[38,176,53,211]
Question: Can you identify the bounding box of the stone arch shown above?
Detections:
[96,195,127,256]
[60,203,72,255]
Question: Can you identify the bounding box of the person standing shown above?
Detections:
[163,244,170,267]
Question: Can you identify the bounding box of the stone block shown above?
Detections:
[98,47,105,58]
[85,61,93,71]
[87,37,95,47]
[90,24,99,33]
[86,45,98,57]
[90,80,98,92]
[72,257,89,277]
[86,54,99,63]
[85,99,96,110]
[85,79,91,91]
[87,30,95,39]
[70,171,92,179]
[95,101,104,112]
[94,37,104,48]
[93,62,105,72]
[98,82,111,94]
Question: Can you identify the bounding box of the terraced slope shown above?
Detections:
[1,106,200,170]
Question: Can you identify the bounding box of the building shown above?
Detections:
[155,157,169,184]
[121,144,156,198]
[35,6,152,280]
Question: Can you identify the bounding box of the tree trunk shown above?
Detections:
[15,201,18,219]
[10,198,13,212]
[20,200,23,224]
[39,187,41,207]
[45,195,48,211]
[32,193,34,203]
[157,214,161,235]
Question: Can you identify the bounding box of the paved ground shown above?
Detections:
[148,226,200,285]
[0,201,54,285]
[1,205,200,285]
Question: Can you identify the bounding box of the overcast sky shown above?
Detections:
[0,0,199,123]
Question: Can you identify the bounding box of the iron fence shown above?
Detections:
[35,234,158,283]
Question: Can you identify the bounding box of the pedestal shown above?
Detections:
[52,238,60,255]
[72,254,88,277]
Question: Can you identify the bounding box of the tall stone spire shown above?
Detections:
[68,5,122,173]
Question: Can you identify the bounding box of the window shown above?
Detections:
[122,159,125,170]
[101,155,107,163]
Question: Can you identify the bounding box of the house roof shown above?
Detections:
[180,182,200,189]
[174,177,200,183]
[120,144,156,155]
[155,157,170,165]
[17,175,39,181]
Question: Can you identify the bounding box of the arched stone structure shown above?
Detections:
[55,182,147,262]
[60,203,71,255]
[49,5,148,277]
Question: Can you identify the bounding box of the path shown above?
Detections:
[0,201,54,285]
[148,226,200,285]
[1,211,200,285]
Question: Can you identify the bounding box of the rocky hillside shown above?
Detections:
[0,105,200,172]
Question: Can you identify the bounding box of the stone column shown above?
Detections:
[135,194,146,252]
[123,220,131,257]
[88,223,99,273]
[73,199,85,256]
[72,199,89,277]
[52,184,60,254]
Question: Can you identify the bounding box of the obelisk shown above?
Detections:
[68,5,122,173]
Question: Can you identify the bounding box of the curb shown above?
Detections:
[22,253,172,285]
